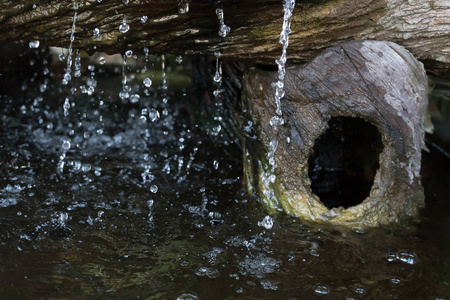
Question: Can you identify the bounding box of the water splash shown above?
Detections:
[62,4,78,85]
[215,8,231,37]
[258,215,274,230]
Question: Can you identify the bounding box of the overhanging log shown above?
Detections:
[0,0,449,71]
[243,40,428,227]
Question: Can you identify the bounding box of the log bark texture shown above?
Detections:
[0,0,449,71]
[243,40,427,227]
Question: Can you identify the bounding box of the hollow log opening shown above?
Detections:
[308,117,383,209]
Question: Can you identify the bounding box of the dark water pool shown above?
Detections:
[0,49,449,299]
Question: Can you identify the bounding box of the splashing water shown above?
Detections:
[161,54,168,92]
[2,3,450,298]
[216,8,231,37]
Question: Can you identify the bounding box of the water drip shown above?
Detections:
[93,28,100,40]
[29,40,40,48]
[215,8,231,37]
[178,0,190,14]
[62,6,78,85]
[74,50,81,77]
[161,54,168,92]
[213,51,222,96]
[85,64,97,96]
[119,17,130,34]
[119,54,130,100]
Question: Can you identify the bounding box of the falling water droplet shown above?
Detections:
[213,160,219,170]
[119,17,130,33]
[99,57,106,64]
[143,77,152,87]
[141,15,148,23]
[29,40,40,48]
[150,185,158,193]
[216,8,231,37]
[93,28,100,39]
[62,9,78,85]
[63,98,71,116]
[125,50,133,57]
[130,94,140,103]
[178,0,190,14]
[74,51,81,77]
[63,73,72,83]
[176,55,183,64]
[213,55,222,83]
[149,108,160,122]
[62,140,71,151]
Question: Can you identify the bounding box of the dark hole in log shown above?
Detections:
[308,117,383,209]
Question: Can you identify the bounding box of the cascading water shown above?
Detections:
[271,0,296,125]
[259,0,296,229]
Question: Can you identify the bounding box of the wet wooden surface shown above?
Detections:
[0,0,449,71]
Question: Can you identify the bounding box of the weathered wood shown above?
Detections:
[243,40,427,227]
[0,0,449,70]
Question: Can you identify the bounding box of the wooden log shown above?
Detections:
[243,40,428,227]
[0,0,449,71]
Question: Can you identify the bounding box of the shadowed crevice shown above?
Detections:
[308,117,383,209]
